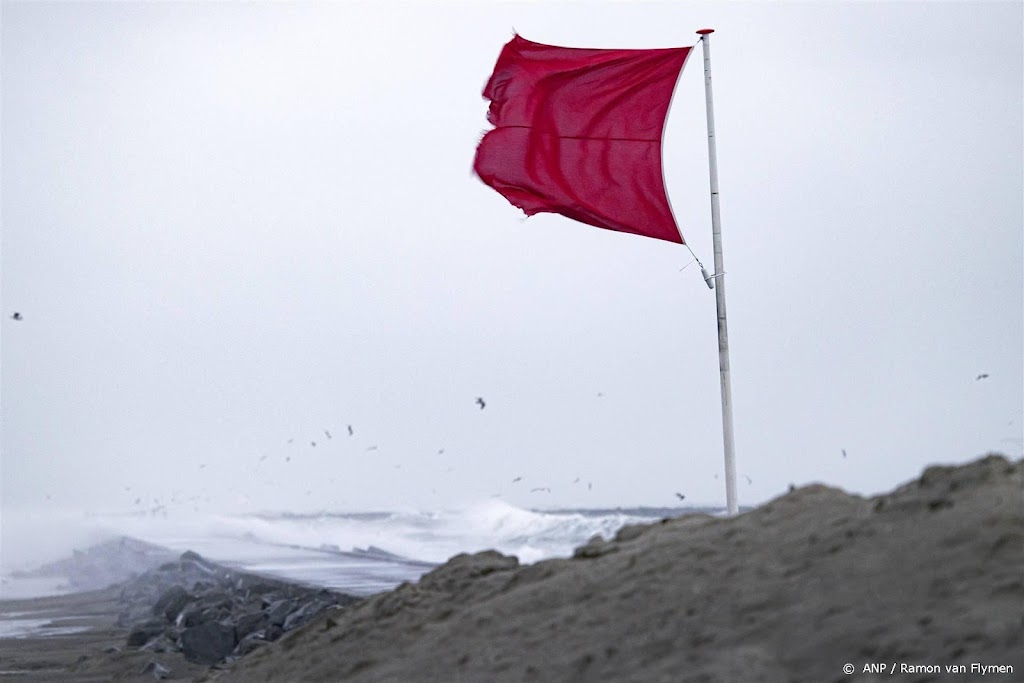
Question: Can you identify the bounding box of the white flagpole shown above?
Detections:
[696,28,738,515]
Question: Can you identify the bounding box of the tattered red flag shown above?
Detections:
[474,35,692,244]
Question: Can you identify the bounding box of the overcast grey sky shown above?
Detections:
[2,1,1021,527]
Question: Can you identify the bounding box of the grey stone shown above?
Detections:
[266,599,295,627]
[153,585,192,622]
[127,619,167,647]
[180,620,237,664]
[236,611,268,639]
[235,632,269,656]
[141,659,172,680]
[283,600,326,632]
[140,634,178,653]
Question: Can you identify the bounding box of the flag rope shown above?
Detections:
[684,243,706,275]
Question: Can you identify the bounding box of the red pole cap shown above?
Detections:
[696,28,715,35]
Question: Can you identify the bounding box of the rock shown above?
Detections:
[180,620,237,664]
[127,619,168,647]
[235,632,269,656]
[283,600,325,631]
[177,604,206,628]
[195,588,232,608]
[140,633,178,653]
[141,659,172,680]
[266,598,295,627]
[235,611,268,640]
[115,548,363,664]
[153,585,192,622]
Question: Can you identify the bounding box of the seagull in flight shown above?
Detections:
[675,492,686,501]
[476,397,486,410]
[530,487,551,493]
[976,373,989,381]
[10,312,22,321]
[512,476,522,483]
[347,425,354,436]
[325,430,332,439]
[842,449,847,458]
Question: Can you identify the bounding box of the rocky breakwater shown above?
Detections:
[118,550,361,669]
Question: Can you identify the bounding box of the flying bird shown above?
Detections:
[744,475,752,484]
[366,446,378,452]
[476,397,486,410]
[325,430,332,439]
[311,441,317,447]
[976,373,989,381]
[841,449,847,458]
[10,312,22,321]
[347,425,354,436]
[530,487,551,493]
[675,492,686,501]
[512,476,522,483]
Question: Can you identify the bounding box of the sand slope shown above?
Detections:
[208,454,1023,683]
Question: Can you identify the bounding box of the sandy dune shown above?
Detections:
[205,454,1023,682]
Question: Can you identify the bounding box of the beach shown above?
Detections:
[3,454,1021,682]
[0,586,210,682]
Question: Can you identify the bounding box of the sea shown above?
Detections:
[0,500,718,601]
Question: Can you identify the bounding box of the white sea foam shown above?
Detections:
[2,502,707,597]
[86,499,675,565]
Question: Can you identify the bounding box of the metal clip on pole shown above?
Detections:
[701,267,715,289]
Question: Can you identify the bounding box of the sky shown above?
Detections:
[2,0,1022,541]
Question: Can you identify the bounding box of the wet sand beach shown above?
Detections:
[0,586,208,682]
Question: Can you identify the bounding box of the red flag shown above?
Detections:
[474,35,692,244]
